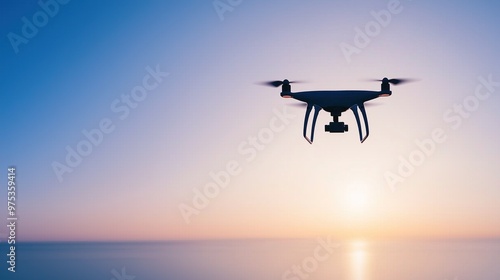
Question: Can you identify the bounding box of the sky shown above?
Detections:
[0,0,499,242]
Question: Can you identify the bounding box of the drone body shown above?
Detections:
[264,78,411,143]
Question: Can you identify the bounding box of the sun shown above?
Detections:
[347,188,368,210]
[342,181,372,214]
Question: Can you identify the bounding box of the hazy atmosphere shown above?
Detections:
[1,0,500,243]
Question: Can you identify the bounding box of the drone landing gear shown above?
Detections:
[302,103,370,144]
[303,103,321,144]
[350,103,370,143]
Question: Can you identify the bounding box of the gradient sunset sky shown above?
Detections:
[1,0,499,241]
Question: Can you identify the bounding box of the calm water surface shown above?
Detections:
[1,239,499,280]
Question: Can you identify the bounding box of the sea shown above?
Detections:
[1,239,499,280]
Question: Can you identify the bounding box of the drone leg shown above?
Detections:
[350,105,364,143]
[303,104,321,144]
[303,104,313,144]
[358,103,370,143]
[309,105,321,143]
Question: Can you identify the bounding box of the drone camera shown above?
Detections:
[325,122,348,133]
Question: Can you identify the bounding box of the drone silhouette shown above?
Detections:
[261,78,414,143]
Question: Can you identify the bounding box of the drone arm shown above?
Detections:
[350,104,370,143]
[303,104,321,144]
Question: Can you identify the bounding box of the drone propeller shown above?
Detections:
[259,80,304,87]
[367,78,417,85]
[286,103,308,108]
[287,102,381,108]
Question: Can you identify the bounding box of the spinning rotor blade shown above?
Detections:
[363,102,381,107]
[366,78,417,85]
[387,78,415,85]
[262,80,284,87]
[286,103,308,108]
[258,80,304,87]
[287,102,380,108]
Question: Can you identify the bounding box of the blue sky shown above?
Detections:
[1,0,500,241]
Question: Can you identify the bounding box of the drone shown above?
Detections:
[261,78,413,143]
